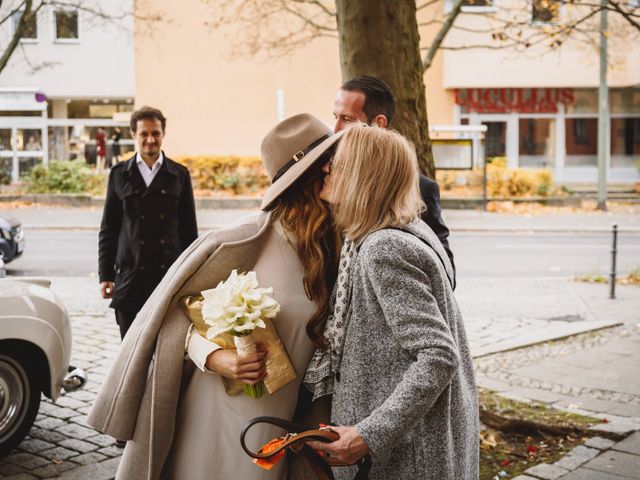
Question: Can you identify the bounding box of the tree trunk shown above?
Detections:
[335,0,434,178]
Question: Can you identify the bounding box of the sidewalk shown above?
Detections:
[1,204,639,233]
[0,276,637,479]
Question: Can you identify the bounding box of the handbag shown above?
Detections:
[240,416,372,480]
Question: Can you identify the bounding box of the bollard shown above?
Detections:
[609,223,618,299]
[0,258,6,278]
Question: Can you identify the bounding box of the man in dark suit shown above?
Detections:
[332,75,455,282]
[99,106,198,339]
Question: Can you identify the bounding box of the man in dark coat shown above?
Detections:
[332,75,455,284]
[99,106,198,339]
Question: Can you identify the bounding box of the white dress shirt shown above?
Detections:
[136,152,164,187]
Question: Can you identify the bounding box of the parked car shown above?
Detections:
[0,216,24,264]
[0,277,87,457]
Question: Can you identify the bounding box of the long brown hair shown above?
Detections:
[269,160,340,348]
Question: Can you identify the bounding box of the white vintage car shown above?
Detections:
[0,277,87,458]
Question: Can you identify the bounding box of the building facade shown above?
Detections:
[0,0,135,181]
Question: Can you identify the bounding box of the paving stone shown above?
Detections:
[0,462,28,475]
[512,476,538,480]
[612,431,640,455]
[17,438,55,454]
[2,474,37,480]
[4,452,50,469]
[590,418,640,435]
[582,450,640,478]
[97,445,123,457]
[55,423,97,440]
[40,446,78,462]
[38,403,78,420]
[29,460,78,479]
[56,457,120,480]
[606,402,640,417]
[55,396,87,409]
[584,436,616,450]
[33,416,66,430]
[70,451,107,465]
[58,438,99,453]
[559,468,631,479]
[553,445,600,470]
[29,428,67,444]
[524,463,569,480]
[85,434,117,447]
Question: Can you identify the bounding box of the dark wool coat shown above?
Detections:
[332,221,478,480]
[98,154,198,315]
[419,175,456,286]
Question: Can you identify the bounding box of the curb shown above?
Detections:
[3,193,638,210]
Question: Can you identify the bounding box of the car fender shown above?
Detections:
[0,316,67,401]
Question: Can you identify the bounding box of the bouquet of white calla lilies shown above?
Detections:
[200,270,281,398]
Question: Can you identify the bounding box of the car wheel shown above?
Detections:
[0,352,41,458]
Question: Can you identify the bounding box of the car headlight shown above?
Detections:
[12,226,24,242]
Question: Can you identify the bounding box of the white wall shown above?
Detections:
[0,0,134,98]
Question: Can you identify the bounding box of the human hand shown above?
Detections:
[307,425,370,466]
[100,281,115,299]
[205,345,267,385]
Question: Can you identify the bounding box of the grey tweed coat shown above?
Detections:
[331,221,479,480]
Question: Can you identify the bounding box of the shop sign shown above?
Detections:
[454,88,575,113]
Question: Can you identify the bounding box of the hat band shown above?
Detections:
[271,133,331,184]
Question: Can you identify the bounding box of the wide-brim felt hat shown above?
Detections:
[260,113,344,210]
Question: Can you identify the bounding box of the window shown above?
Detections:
[519,118,556,168]
[532,0,560,24]
[12,10,37,40]
[54,10,79,41]
[611,118,640,168]
[565,118,598,167]
[461,0,495,12]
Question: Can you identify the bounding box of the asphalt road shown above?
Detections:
[5,229,639,278]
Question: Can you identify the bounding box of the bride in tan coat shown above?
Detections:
[87,114,343,480]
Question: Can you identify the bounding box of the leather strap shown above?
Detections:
[240,416,372,480]
[271,133,331,183]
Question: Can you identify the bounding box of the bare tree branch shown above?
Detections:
[0,0,35,74]
[422,0,463,71]
[608,0,640,30]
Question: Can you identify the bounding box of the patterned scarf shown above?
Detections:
[303,237,355,401]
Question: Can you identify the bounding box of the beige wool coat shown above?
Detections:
[87,212,277,479]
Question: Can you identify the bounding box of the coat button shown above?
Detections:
[161,189,166,194]
[160,264,166,269]
[140,240,146,245]
[140,214,145,220]
[159,213,165,220]
[160,239,165,245]
[140,265,146,271]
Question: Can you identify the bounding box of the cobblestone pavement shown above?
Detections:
[0,277,637,478]
[515,432,640,479]
[475,282,640,420]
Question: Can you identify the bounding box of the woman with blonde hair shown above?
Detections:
[306,125,479,479]
[88,114,342,479]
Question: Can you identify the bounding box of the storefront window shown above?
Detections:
[611,118,640,168]
[565,118,597,166]
[519,118,556,168]
[16,129,42,151]
[565,90,598,114]
[483,121,506,158]
[610,89,640,114]
[0,129,11,152]
[0,158,11,185]
[18,157,41,178]
[67,100,133,119]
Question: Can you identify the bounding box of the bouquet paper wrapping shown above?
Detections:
[181,295,297,396]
